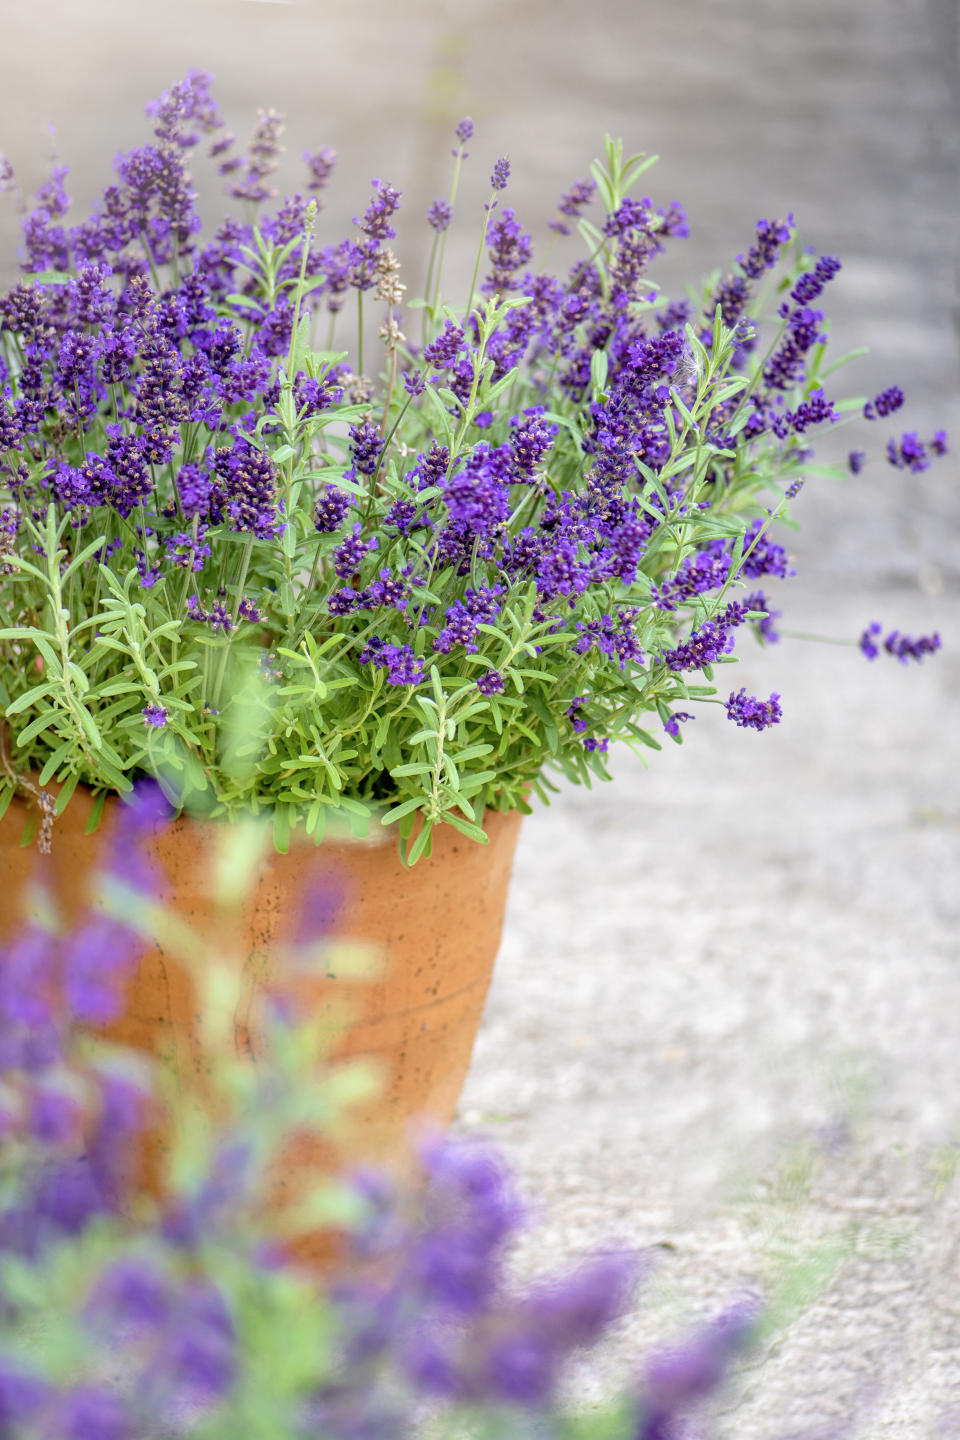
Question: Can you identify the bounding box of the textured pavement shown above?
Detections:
[2,0,959,1432]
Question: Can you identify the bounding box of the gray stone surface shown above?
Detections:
[1,0,959,1430]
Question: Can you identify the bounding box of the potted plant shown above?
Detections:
[0,74,944,1172]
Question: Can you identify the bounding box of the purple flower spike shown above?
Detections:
[476,668,505,695]
[860,622,941,664]
[725,689,782,731]
[141,703,168,728]
[863,384,904,420]
[638,1300,759,1437]
[427,197,453,233]
[490,156,511,192]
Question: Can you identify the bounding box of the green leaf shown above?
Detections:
[272,806,292,854]
[404,820,433,867]
[442,811,489,843]
[381,796,424,826]
[84,791,107,835]
[5,682,56,716]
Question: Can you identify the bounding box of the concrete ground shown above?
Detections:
[1,0,959,1431]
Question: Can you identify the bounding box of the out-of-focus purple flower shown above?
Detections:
[490,157,511,192]
[863,385,904,420]
[860,622,941,664]
[886,430,930,473]
[549,178,596,236]
[848,449,866,475]
[427,198,453,233]
[29,1083,82,1144]
[89,1257,172,1331]
[56,1384,131,1440]
[0,1361,50,1431]
[636,1301,759,1438]
[304,145,337,197]
[154,1279,236,1401]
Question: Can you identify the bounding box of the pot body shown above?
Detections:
[0,789,522,1206]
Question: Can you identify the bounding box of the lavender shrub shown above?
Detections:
[0,74,946,860]
[0,784,761,1437]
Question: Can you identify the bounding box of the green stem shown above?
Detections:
[210,534,254,710]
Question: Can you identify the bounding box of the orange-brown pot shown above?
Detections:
[0,788,522,1245]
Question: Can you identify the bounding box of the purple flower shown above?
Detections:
[0,1362,50,1430]
[737,215,794,280]
[863,384,904,420]
[484,208,533,294]
[931,429,949,455]
[725,689,782,730]
[583,736,609,753]
[356,178,402,243]
[314,483,352,533]
[237,597,262,623]
[55,1385,131,1440]
[304,145,337,196]
[789,254,841,305]
[860,622,941,664]
[29,1083,81,1143]
[141,703,169,728]
[490,156,511,192]
[213,437,281,537]
[348,417,385,478]
[156,1280,236,1401]
[664,711,694,739]
[427,198,453,233]
[886,430,929,473]
[476,668,505,695]
[549,178,596,236]
[333,522,379,580]
[638,1301,759,1437]
[848,449,866,475]
[359,640,425,687]
[423,320,465,372]
[774,386,838,436]
[455,117,474,147]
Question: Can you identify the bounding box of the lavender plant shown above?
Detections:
[0,784,761,1437]
[0,74,945,859]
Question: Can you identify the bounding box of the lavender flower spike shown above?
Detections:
[725,689,782,731]
[491,156,511,192]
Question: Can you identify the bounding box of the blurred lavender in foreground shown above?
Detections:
[0,784,762,1437]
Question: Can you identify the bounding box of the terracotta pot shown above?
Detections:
[0,787,522,1244]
